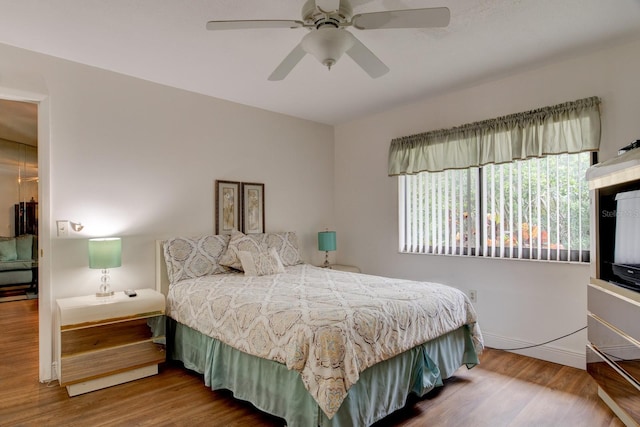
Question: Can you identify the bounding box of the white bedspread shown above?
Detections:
[167,264,483,419]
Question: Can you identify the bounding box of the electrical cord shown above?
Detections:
[493,326,587,351]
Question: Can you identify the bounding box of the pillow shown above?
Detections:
[0,239,18,261]
[219,230,304,270]
[265,231,303,266]
[238,247,285,277]
[15,234,33,260]
[163,234,230,284]
[219,230,267,271]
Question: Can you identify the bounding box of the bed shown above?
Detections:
[155,231,483,427]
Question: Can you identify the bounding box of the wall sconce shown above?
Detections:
[88,237,122,297]
[318,230,336,268]
[70,222,84,232]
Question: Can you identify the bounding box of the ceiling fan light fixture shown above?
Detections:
[301,27,355,70]
[207,1,451,80]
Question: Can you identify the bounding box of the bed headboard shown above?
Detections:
[155,240,170,296]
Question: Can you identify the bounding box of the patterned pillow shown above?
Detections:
[219,230,303,271]
[238,247,285,276]
[163,234,230,284]
[218,230,267,270]
[265,231,303,267]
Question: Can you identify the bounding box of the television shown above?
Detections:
[611,189,640,291]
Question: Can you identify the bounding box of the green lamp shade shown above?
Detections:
[88,238,122,269]
[318,231,336,252]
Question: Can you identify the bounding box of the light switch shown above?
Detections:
[57,220,69,237]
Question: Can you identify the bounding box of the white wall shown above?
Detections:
[0,42,335,380]
[334,38,640,368]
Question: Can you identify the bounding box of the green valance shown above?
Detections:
[388,96,601,176]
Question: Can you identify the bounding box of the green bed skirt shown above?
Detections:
[168,320,479,427]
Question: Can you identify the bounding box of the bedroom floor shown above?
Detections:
[0,299,624,427]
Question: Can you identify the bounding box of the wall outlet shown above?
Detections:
[468,289,477,303]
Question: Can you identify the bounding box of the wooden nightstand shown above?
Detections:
[329,264,361,273]
[56,289,166,396]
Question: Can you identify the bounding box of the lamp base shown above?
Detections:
[96,269,114,297]
[96,290,115,298]
[323,251,330,268]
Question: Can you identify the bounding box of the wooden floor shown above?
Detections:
[0,299,624,427]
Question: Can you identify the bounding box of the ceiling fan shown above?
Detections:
[206,0,450,81]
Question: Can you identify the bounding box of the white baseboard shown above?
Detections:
[40,362,58,384]
[482,331,585,370]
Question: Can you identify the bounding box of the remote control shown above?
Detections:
[124,289,137,297]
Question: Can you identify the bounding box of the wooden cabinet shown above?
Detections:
[587,158,640,426]
[56,289,166,396]
[587,280,640,426]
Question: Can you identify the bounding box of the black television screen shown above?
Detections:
[612,263,640,292]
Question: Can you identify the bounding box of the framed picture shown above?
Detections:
[215,180,241,235]
[241,182,265,234]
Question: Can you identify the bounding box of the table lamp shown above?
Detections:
[88,237,122,297]
[318,230,336,268]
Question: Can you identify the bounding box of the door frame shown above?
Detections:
[0,86,52,381]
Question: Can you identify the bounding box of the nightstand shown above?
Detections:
[56,289,166,396]
[329,264,361,273]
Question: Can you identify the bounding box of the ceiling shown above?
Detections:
[0,0,639,125]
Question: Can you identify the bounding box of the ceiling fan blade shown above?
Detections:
[345,34,389,78]
[316,0,341,13]
[206,20,304,30]
[352,7,450,30]
[268,43,307,81]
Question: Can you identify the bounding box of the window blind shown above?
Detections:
[393,97,599,262]
[399,152,591,262]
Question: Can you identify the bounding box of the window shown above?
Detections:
[399,152,592,262]
[389,97,601,263]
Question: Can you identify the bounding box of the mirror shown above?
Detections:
[0,99,38,238]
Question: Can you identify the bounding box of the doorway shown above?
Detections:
[0,86,51,382]
[0,99,38,302]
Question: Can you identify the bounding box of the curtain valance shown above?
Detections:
[388,96,601,176]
